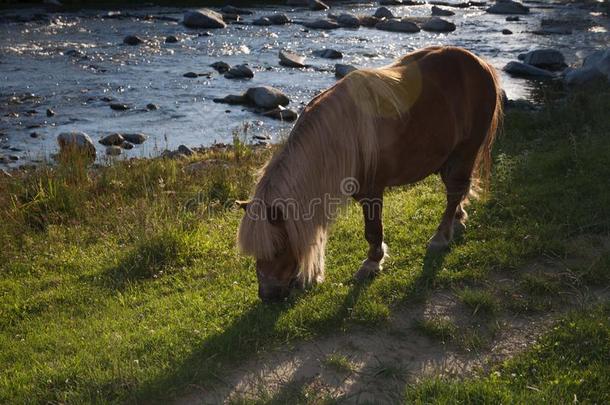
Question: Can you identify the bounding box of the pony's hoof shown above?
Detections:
[354,259,382,281]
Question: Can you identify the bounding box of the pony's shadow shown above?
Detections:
[134,278,369,402]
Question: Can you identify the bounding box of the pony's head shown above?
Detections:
[236,199,299,302]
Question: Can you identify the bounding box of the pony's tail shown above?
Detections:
[473,62,504,196]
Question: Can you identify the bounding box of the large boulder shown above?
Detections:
[376,18,420,33]
[422,17,456,32]
[521,49,566,71]
[279,50,307,68]
[486,0,529,15]
[564,49,610,85]
[57,131,96,159]
[374,7,394,19]
[503,61,555,78]
[245,86,290,109]
[337,13,360,28]
[183,9,226,29]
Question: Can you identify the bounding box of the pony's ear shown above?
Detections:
[235,200,250,211]
[267,205,284,226]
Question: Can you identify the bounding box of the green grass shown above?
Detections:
[458,288,499,317]
[322,353,355,374]
[414,318,458,343]
[405,303,610,404]
[1,85,609,403]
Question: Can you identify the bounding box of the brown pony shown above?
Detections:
[237,46,503,302]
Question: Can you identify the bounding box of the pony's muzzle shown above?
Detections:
[257,273,294,303]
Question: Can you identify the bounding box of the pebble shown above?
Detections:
[46,108,55,117]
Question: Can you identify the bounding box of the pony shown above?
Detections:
[237,46,503,301]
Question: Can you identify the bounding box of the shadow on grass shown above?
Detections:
[134,279,371,403]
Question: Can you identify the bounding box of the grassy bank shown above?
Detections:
[1,84,609,403]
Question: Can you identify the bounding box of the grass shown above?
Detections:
[0,84,609,403]
[322,353,355,374]
[405,303,610,404]
[414,318,458,343]
[458,288,499,317]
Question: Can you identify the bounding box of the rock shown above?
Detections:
[224,64,254,79]
[30,132,40,138]
[313,49,343,59]
[403,0,425,4]
[57,131,96,159]
[303,19,340,30]
[506,16,520,21]
[122,133,148,144]
[502,29,512,35]
[431,6,455,16]
[183,72,198,78]
[487,0,529,15]
[269,14,291,25]
[213,94,248,105]
[46,108,55,117]
[106,146,122,156]
[183,9,226,29]
[221,5,253,15]
[376,18,420,33]
[309,0,329,11]
[245,86,290,109]
[252,17,272,26]
[422,17,456,32]
[337,13,360,28]
[210,61,230,73]
[8,155,19,161]
[380,0,402,5]
[221,12,240,22]
[146,103,159,111]
[279,50,306,68]
[110,103,130,111]
[178,145,195,156]
[359,16,380,27]
[521,49,566,71]
[335,63,357,78]
[99,133,124,146]
[121,141,134,150]
[64,49,85,57]
[262,107,298,122]
[286,0,308,5]
[123,35,144,45]
[565,49,610,85]
[199,31,213,37]
[374,7,394,19]
[165,35,179,43]
[503,61,555,78]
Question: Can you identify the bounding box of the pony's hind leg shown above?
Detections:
[428,154,476,252]
[354,193,388,281]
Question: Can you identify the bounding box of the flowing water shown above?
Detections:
[0,1,608,165]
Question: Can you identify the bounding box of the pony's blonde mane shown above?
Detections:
[237,65,420,285]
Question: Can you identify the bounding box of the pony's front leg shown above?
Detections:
[354,193,388,281]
